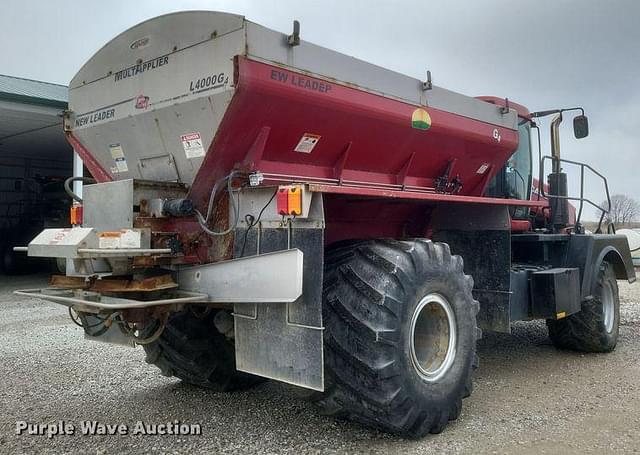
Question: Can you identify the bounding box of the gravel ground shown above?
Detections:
[1,274,639,454]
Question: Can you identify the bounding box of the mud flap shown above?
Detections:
[431,203,512,333]
[233,225,324,391]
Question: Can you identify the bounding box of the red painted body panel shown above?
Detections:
[315,183,545,243]
[322,195,433,245]
[510,219,532,232]
[65,132,112,183]
[531,178,574,225]
[189,57,519,207]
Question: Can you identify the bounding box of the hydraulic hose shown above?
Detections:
[194,171,242,236]
[64,176,96,203]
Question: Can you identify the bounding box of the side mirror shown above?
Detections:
[573,115,589,139]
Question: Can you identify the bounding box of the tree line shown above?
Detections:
[598,194,640,226]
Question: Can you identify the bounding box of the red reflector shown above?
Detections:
[276,188,289,215]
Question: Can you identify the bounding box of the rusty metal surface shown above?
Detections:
[49,274,178,293]
[50,275,87,289]
[134,216,217,265]
[91,275,178,293]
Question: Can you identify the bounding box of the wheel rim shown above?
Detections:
[410,293,457,382]
[602,281,615,333]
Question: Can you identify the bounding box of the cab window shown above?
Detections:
[485,120,533,205]
[505,121,532,201]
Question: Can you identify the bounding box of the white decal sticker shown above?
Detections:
[109,143,128,173]
[98,233,120,249]
[181,132,206,159]
[98,230,141,249]
[476,163,490,174]
[48,229,71,245]
[119,230,141,248]
[294,133,321,154]
[492,128,502,143]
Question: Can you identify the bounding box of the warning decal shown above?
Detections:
[181,132,206,159]
[98,229,141,249]
[294,133,321,154]
[109,143,128,173]
[476,163,490,174]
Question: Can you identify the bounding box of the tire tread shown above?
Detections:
[315,239,480,437]
[143,309,262,391]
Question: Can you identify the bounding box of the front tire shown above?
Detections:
[315,239,480,438]
[547,261,619,352]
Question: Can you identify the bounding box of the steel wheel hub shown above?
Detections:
[602,281,615,333]
[410,293,457,382]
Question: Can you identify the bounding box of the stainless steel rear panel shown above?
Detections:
[68,12,244,185]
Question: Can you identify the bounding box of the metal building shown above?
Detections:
[0,74,72,273]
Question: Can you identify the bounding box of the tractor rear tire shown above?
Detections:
[143,308,263,391]
[315,239,480,438]
[547,261,619,352]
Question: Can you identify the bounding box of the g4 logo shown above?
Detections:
[492,128,502,143]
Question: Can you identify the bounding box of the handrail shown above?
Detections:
[540,156,612,233]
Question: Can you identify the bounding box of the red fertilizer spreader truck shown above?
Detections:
[15,11,634,437]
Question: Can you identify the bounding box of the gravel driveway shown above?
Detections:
[1,274,639,454]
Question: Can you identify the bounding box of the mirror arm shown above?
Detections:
[531,107,584,118]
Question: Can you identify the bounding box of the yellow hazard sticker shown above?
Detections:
[411,108,432,130]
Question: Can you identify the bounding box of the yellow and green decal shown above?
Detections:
[411,108,432,130]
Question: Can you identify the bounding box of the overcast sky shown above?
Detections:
[2,0,639,219]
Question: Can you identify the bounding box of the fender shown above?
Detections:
[565,234,635,300]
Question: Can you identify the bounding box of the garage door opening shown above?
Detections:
[0,74,74,274]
